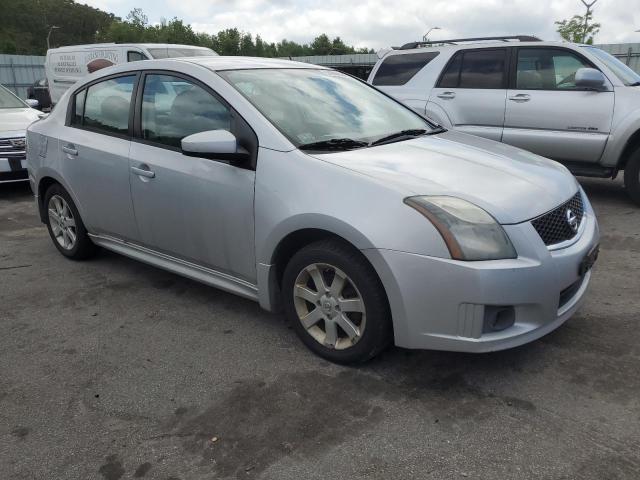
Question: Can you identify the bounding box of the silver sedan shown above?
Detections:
[26,57,599,363]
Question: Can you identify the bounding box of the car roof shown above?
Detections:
[47,43,213,51]
[387,40,582,56]
[181,56,328,71]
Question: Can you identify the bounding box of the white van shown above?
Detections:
[45,43,217,104]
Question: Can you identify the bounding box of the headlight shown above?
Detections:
[404,196,517,261]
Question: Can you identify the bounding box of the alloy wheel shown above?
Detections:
[293,263,366,350]
[48,194,77,250]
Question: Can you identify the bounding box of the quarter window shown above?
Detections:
[438,49,506,89]
[516,48,594,90]
[72,89,86,125]
[141,74,231,148]
[372,52,439,86]
[82,75,136,135]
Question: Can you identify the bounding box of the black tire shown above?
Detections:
[282,238,392,364]
[44,183,97,260]
[624,146,640,206]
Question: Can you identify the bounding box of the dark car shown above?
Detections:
[27,78,52,111]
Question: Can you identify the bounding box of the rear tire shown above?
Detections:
[282,239,392,364]
[624,146,640,206]
[44,184,97,260]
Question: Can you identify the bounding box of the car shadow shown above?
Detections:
[0,181,32,201]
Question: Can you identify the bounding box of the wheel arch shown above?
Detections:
[35,170,85,224]
[618,128,640,171]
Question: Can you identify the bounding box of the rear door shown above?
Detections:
[428,48,509,141]
[57,73,139,241]
[502,47,614,164]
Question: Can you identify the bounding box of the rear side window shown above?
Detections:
[437,49,506,89]
[372,52,439,86]
[82,75,136,136]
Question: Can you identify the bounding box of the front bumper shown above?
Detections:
[364,196,600,352]
[0,133,28,183]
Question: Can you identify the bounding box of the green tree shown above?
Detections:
[555,0,600,44]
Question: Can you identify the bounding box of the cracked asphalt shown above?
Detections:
[1,177,639,480]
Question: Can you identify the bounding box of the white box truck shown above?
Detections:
[45,43,217,104]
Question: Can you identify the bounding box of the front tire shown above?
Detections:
[44,184,97,260]
[624,146,640,206]
[282,239,392,364]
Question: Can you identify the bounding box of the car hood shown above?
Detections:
[0,108,41,134]
[308,130,578,224]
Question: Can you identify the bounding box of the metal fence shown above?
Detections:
[0,54,46,100]
[1,43,639,99]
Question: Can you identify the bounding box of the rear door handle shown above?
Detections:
[437,91,456,100]
[62,144,78,156]
[131,165,155,179]
[508,94,531,102]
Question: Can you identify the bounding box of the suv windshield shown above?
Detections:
[0,85,27,109]
[219,68,434,149]
[147,47,216,59]
[584,47,640,86]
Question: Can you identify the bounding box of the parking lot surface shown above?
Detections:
[1,178,639,480]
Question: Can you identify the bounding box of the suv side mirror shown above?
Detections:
[25,98,39,108]
[575,68,607,91]
[181,130,250,165]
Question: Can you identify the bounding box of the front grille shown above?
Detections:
[531,192,584,246]
[0,137,26,161]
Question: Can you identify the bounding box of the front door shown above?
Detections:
[128,72,257,282]
[58,74,139,241]
[428,48,508,142]
[503,47,615,164]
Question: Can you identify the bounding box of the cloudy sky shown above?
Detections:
[82,0,640,49]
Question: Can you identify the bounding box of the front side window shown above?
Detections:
[438,49,506,89]
[127,51,147,62]
[372,52,439,86]
[141,74,231,148]
[516,48,594,90]
[82,75,135,135]
[220,68,433,148]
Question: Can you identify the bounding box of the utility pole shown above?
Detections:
[422,27,441,42]
[580,0,598,43]
[46,25,60,50]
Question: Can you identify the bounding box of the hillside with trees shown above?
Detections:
[0,1,372,56]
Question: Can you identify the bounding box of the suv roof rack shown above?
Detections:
[397,35,541,50]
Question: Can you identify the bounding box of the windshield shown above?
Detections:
[584,47,640,86]
[219,68,434,148]
[147,47,216,59]
[0,84,27,109]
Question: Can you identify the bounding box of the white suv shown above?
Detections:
[368,36,640,204]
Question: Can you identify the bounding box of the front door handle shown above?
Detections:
[62,144,78,156]
[508,93,531,102]
[437,91,456,100]
[131,165,155,178]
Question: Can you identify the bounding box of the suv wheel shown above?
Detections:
[44,184,97,259]
[282,239,392,364]
[624,146,640,206]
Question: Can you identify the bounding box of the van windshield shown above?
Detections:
[0,85,26,109]
[147,47,216,59]
[584,47,640,86]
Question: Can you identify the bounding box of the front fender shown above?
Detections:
[602,109,640,168]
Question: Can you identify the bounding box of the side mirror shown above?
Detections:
[575,68,607,91]
[25,98,39,108]
[181,130,250,165]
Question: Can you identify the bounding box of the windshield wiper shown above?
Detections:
[629,81,640,86]
[299,138,369,151]
[370,129,429,146]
